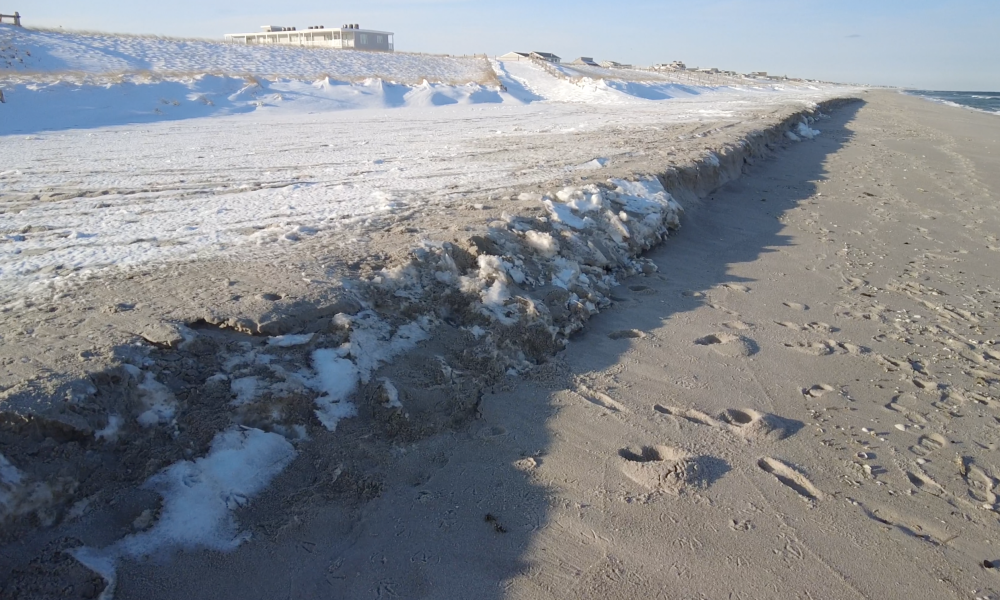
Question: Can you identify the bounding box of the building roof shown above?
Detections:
[530,51,561,61]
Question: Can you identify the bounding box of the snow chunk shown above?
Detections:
[347,314,431,382]
[796,121,820,139]
[477,254,510,283]
[482,280,518,324]
[0,454,25,519]
[230,376,259,406]
[381,379,402,409]
[310,348,360,431]
[524,230,559,258]
[95,415,124,442]
[136,372,177,427]
[543,199,588,229]
[71,428,296,598]
[266,333,314,347]
[570,157,609,170]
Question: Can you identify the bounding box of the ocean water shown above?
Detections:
[906,90,1000,115]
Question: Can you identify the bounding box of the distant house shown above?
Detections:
[653,61,686,71]
[569,57,599,66]
[599,60,631,69]
[498,51,531,60]
[530,51,561,63]
[225,24,394,51]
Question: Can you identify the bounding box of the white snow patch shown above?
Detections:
[524,230,559,258]
[796,121,820,139]
[266,333,314,347]
[347,314,432,382]
[543,198,588,229]
[0,453,25,519]
[230,376,260,406]
[570,157,609,170]
[381,379,403,409]
[95,415,124,442]
[482,280,518,324]
[310,348,360,431]
[136,372,177,428]
[71,428,296,599]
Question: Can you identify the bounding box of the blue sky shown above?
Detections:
[22,0,1000,90]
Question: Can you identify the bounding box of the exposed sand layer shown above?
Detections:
[5,90,1000,598]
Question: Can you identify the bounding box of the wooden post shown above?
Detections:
[14,11,20,27]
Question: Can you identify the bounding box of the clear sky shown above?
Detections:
[20,0,1000,91]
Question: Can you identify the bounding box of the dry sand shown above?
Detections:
[5,89,1000,599]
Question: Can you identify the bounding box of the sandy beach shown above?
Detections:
[16,89,997,598]
[4,80,1000,598]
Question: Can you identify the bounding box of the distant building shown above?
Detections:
[653,61,686,71]
[498,51,561,63]
[569,57,599,66]
[224,24,394,51]
[498,51,531,60]
[599,60,632,69]
[530,51,561,63]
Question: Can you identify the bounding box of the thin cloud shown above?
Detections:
[846,34,862,38]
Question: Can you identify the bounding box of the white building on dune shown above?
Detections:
[225,24,394,52]
[498,51,561,63]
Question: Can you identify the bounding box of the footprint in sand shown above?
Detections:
[862,505,953,546]
[721,283,751,293]
[802,383,836,398]
[910,432,948,457]
[840,276,867,290]
[682,290,705,298]
[775,321,837,333]
[694,333,758,357]
[629,285,656,295]
[654,405,803,442]
[784,341,836,356]
[757,457,822,501]
[608,329,646,340]
[783,302,809,311]
[885,392,929,425]
[904,468,946,495]
[784,340,867,357]
[619,445,729,495]
[721,320,753,330]
[964,463,1000,510]
[572,384,629,413]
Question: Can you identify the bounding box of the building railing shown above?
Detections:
[0,11,21,26]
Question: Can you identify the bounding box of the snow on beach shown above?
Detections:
[0,26,845,300]
[0,25,491,82]
[0,26,855,596]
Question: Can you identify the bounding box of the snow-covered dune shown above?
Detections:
[0,25,491,83]
[0,25,853,294]
[0,25,834,136]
